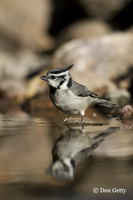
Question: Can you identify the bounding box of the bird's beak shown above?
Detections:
[40,75,47,81]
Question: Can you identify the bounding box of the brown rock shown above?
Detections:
[121,105,133,119]
[0,50,50,101]
[57,19,112,46]
[121,105,133,129]
[0,0,54,51]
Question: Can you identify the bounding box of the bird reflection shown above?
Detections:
[47,125,119,180]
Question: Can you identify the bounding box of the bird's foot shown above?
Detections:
[74,120,82,124]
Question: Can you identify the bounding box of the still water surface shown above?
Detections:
[0,108,133,200]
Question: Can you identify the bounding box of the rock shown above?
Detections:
[0,50,50,101]
[26,72,48,99]
[121,105,133,129]
[57,19,112,46]
[78,0,132,20]
[51,32,133,81]
[0,50,50,79]
[121,105,133,117]
[122,119,133,129]
[103,90,132,107]
[0,79,26,102]
[0,0,54,51]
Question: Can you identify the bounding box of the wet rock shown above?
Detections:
[121,105,133,119]
[78,0,132,20]
[0,0,54,51]
[57,19,112,46]
[120,105,133,129]
[103,90,132,107]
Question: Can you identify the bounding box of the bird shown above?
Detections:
[47,126,120,180]
[41,64,118,123]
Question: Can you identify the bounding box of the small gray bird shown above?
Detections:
[48,126,120,180]
[41,64,118,123]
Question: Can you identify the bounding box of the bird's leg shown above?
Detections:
[63,115,70,124]
[74,112,84,124]
[81,126,85,132]
[80,111,85,123]
[74,116,83,124]
[80,115,84,123]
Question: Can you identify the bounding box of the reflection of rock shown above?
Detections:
[48,126,119,180]
[122,120,133,129]
[103,90,132,107]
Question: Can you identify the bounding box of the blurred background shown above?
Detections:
[0,0,133,114]
[0,1,133,200]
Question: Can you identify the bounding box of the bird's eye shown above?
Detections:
[51,75,56,79]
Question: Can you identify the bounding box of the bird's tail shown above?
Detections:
[88,126,120,153]
[91,97,118,108]
[93,126,120,142]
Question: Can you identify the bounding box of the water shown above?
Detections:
[0,108,133,200]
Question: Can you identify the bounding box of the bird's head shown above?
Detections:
[47,158,75,180]
[41,64,74,90]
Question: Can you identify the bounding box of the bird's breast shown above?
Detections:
[49,89,91,115]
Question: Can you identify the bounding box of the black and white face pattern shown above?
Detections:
[46,71,71,89]
[45,67,73,89]
[49,158,75,180]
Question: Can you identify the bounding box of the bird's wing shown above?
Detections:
[69,81,98,97]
